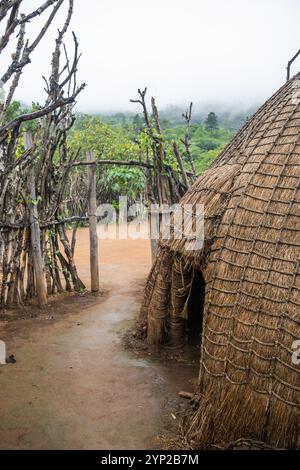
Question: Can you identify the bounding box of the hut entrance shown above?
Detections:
[169,257,205,349]
[186,269,205,346]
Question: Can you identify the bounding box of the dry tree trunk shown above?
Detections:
[26,134,48,306]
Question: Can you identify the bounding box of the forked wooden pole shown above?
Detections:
[286,48,300,81]
[87,150,100,292]
[24,132,48,307]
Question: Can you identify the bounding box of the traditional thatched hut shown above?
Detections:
[141,74,300,449]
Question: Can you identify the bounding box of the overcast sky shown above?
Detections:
[2,0,300,113]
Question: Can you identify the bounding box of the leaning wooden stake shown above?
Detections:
[87,150,100,293]
[25,132,47,307]
[172,142,190,190]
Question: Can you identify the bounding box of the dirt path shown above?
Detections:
[0,228,197,450]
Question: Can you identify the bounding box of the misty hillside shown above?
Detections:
[96,105,258,131]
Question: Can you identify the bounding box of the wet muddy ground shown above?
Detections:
[0,228,197,450]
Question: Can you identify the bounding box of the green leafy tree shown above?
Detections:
[205,112,219,132]
[162,121,232,174]
[69,115,145,206]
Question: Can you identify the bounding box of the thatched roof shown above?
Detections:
[141,73,300,449]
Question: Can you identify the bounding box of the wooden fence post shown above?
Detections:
[149,208,159,263]
[24,132,48,307]
[87,150,99,292]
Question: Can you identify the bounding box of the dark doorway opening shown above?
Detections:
[186,269,205,346]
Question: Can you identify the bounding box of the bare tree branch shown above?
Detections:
[1,0,64,83]
[0,0,61,53]
[130,88,151,129]
[0,91,85,136]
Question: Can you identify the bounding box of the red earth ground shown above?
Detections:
[0,227,198,450]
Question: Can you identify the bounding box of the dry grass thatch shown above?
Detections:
[141,73,300,449]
